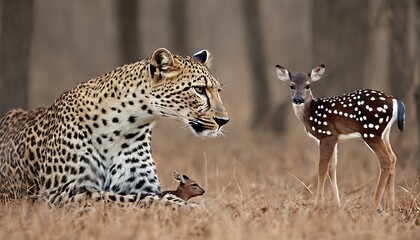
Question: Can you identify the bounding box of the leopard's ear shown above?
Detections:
[150,48,174,70]
[149,48,176,81]
[193,49,212,69]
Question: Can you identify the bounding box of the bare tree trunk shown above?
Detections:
[414,0,420,168]
[170,0,188,54]
[0,0,33,116]
[388,0,410,99]
[241,0,270,129]
[312,0,368,97]
[116,0,141,64]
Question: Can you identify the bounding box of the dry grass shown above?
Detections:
[0,125,419,239]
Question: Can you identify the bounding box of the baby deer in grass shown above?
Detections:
[163,170,205,201]
[275,64,405,211]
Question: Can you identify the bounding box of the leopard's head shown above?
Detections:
[148,48,229,137]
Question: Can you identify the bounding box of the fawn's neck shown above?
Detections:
[292,94,314,127]
[163,187,188,201]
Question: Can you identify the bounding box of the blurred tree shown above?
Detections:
[0,0,33,116]
[414,0,420,167]
[388,0,411,99]
[387,0,418,168]
[312,0,368,96]
[116,0,141,64]
[241,0,271,130]
[170,0,188,54]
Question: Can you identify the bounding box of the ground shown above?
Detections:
[0,123,418,239]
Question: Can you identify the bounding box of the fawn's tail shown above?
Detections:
[397,99,405,132]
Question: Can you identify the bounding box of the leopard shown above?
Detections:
[0,48,229,207]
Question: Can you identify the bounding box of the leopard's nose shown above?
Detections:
[214,117,229,127]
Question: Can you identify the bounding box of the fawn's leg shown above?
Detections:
[328,144,341,207]
[365,139,395,211]
[316,138,337,207]
[383,138,397,211]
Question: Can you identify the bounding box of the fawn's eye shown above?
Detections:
[194,86,206,95]
[290,84,295,90]
[305,84,311,90]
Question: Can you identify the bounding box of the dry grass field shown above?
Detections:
[0,122,419,239]
[1,1,419,238]
[3,51,420,239]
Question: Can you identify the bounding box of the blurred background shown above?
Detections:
[0,0,419,199]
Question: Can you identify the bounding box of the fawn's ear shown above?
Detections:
[275,65,290,82]
[193,49,212,68]
[149,48,175,81]
[173,170,186,183]
[309,64,325,82]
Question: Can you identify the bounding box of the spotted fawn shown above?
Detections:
[275,64,405,211]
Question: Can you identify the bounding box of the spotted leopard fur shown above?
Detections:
[0,48,229,206]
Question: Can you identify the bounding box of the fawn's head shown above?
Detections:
[173,170,205,201]
[275,64,326,106]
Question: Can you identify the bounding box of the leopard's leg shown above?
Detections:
[48,187,188,208]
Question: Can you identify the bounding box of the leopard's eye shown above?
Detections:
[194,86,206,95]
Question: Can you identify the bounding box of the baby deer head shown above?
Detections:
[165,170,205,201]
[275,64,325,106]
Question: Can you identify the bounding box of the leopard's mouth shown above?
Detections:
[188,120,221,138]
[189,121,205,134]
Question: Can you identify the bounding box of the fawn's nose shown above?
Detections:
[214,117,230,127]
[293,96,305,105]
